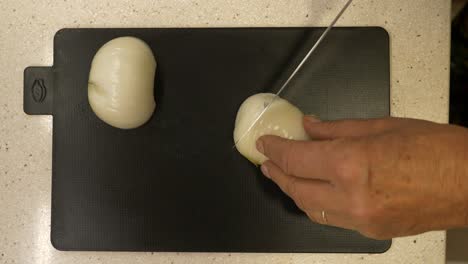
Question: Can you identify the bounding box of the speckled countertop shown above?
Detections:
[0,0,451,263]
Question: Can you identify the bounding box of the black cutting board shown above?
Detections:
[24,27,391,253]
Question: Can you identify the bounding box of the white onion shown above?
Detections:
[233,93,309,165]
[88,37,156,129]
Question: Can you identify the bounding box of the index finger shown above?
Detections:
[257,135,336,181]
[303,116,406,140]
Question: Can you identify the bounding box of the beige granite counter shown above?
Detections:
[0,0,451,263]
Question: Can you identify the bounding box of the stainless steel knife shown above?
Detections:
[233,0,354,148]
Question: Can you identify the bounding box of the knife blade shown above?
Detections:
[233,0,353,148]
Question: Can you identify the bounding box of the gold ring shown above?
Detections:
[321,211,328,224]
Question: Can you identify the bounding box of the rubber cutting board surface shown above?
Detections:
[24,27,391,252]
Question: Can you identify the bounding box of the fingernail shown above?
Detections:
[261,164,271,178]
[304,115,321,124]
[256,139,265,154]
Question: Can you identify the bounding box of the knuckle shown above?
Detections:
[293,187,307,211]
[326,122,341,133]
[281,143,296,175]
[350,202,371,222]
[333,142,368,185]
[286,178,308,211]
[349,196,378,223]
[286,177,298,197]
[334,157,358,184]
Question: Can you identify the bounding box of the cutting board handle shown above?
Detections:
[23,66,54,115]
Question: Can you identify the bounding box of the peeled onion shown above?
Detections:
[233,93,309,165]
[88,36,156,129]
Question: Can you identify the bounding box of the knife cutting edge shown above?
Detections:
[233,0,354,148]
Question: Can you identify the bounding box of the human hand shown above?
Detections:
[256,116,468,239]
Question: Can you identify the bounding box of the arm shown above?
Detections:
[257,116,468,239]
